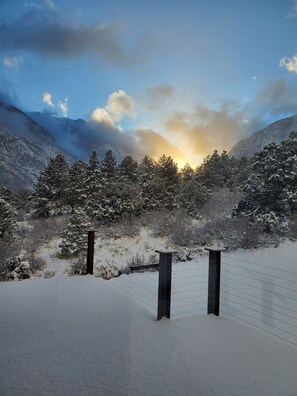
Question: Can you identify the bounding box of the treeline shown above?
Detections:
[30,149,249,222]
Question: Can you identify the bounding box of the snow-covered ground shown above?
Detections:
[1,275,297,396]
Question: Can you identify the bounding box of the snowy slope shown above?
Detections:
[0,103,73,191]
[1,275,297,396]
[229,113,297,158]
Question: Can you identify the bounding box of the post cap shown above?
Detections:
[205,246,226,252]
[155,249,178,254]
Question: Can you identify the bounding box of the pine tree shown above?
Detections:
[32,154,69,216]
[236,132,297,219]
[59,209,92,257]
[175,179,208,218]
[0,197,17,239]
[100,150,117,180]
[67,160,88,212]
[119,156,139,182]
[156,155,179,210]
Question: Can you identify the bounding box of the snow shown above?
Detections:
[1,275,297,396]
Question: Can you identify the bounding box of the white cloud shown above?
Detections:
[44,0,56,9]
[90,108,116,127]
[58,97,69,117]
[280,55,297,73]
[42,92,54,107]
[287,0,297,17]
[252,76,257,81]
[3,56,23,68]
[106,90,135,121]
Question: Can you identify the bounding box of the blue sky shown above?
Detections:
[1,0,297,165]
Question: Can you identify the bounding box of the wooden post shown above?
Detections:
[87,230,95,275]
[205,247,225,316]
[155,249,177,321]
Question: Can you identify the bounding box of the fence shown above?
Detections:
[86,231,297,347]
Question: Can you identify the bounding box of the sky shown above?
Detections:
[1,0,297,166]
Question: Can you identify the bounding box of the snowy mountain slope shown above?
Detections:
[0,103,73,191]
[229,114,297,158]
[28,111,130,161]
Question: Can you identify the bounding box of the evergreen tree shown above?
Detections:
[85,151,102,217]
[119,156,139,182]
[32,154,69,216]
[67,160,88,212]
[180,163,195,182]
[236,132,297,218]
[156,155,179,210]
[176,179,209,218]
[59,209,91,257]
[0,196,17,239]
[196,150,234,189]
[100,150,117,180]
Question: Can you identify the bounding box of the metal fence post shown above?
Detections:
[87,230,95,275]
[205,247,225,316]
[155,249,177,320]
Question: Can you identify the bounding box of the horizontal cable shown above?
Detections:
[171,289,207,295]
[222,269,297,291]
[140,274,158,284]
[220,286,297,316]
[172,274,208,280]
[121,277,157,296]
[222,254,297,275]
[221,303,297,339]
[221,260,297,284]
[172,280,207,286]
[171,293,207,302]
[112,283,156,311]
[171,309,206,319]
[171,301,207,309]
[220,309,297,348]
[173,268,208,273]
[221,275,297,296]
[220,294,297,330]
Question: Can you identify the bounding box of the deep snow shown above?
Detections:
[1,275,297,396]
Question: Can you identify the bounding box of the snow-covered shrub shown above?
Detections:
[127,253,146,268]
[141,209,174,237]
[200,188,243,221]
[100,213,140,239]
[255,212,288,235]
[97,264,119,280]
[27,255,47,273]
[68,255,87,275]
[24,216,68,253]
[192,217,264,251]
[288,215,297,240]
[59,210,92,257]
[4,251,31,280]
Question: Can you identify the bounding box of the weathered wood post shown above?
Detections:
[156,249,177,321]
[87,230,95,275]
[205,246,225,316]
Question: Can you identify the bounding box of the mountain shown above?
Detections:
[28,111,131,162]
[229,114,297,158]
[0,103,73,191]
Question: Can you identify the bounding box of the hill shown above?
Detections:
[229,114,297,158]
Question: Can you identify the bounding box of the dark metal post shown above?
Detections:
[205,247,225,316]
[156,249,176,320]
[87,230,95,275]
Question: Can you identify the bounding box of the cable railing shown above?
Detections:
[221,253,297,347]
[86,231,297,347]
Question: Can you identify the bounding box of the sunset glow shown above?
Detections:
[1,1,297,162]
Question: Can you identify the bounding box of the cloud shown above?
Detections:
[3,56,23,68]
[106,90,135,121]
[280,55,297,73]
[58,97,68,117]
[253,78,297,117]
[135,126,187,161]
[42,92,54,107]
[44,0,56,9]
[287,0,297,17]
[90,108,116,128]
[0,10,134,67]
[0,75,21,106]
[142,85,175,110]
[165,104,248,158]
